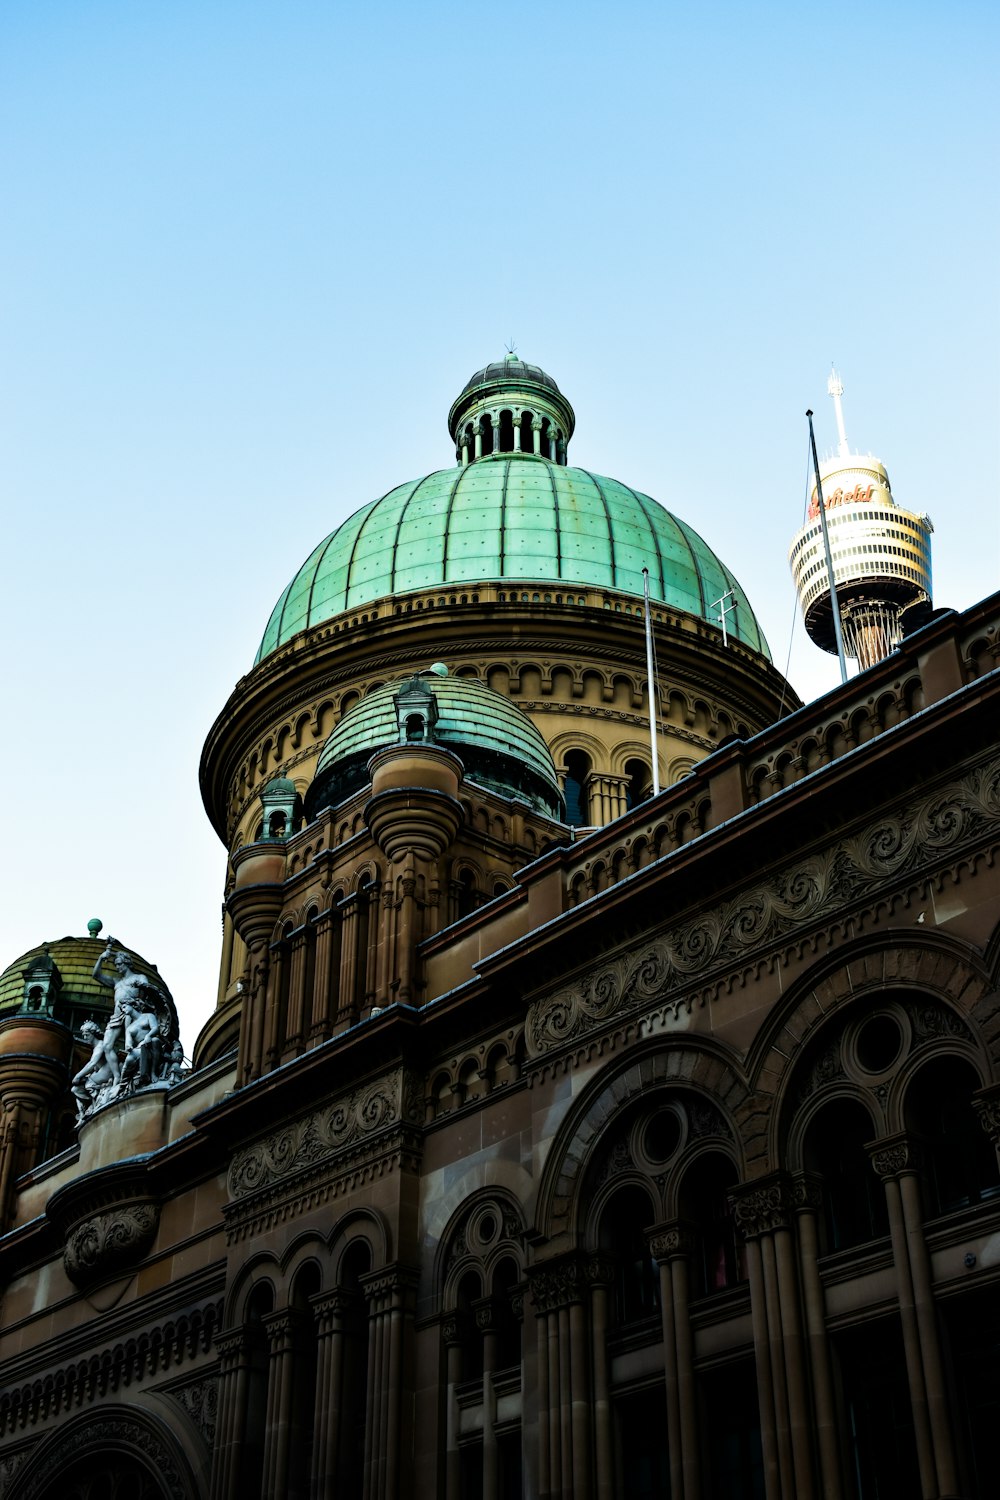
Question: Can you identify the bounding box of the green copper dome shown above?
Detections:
[255,455,770,664]
[308,668,563,819]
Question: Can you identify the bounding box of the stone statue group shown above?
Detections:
[72,941,185,1125]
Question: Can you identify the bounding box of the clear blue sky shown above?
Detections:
[2,1,997,1045]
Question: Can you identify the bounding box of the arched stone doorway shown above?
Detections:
[12,1408,197,1500]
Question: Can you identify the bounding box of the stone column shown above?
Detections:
[261,1310,299,1499]
[310,1290,352,1500]
[461,433,470,465]
[731,1175,816,1500]
[282,924,308,1059]
[585,1258,613,1500]
[263,938,287,1070]
[361,1265,417,1500]
[474,1297,500,1500]
[513,411,522,451]
[532,417,543,454]
[442,1315,464,1500]
[869,1136,958,1498]
[529,1257,591,1500]
[648,1222,699,1500]
[337,893,360,1028]
[309,907,338,1044]
[209,1328,249,1500]
[790,1174,843,1500]
[474,420,483,460]
[549,429,559,462]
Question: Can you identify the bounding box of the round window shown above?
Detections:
[856,1013,903,1074]
[643,1109,682,1163]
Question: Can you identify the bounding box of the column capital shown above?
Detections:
[472,1294,500,1334]
[310,1287,356,1332]
[867,1132,923,1180]
[790,1170,825,1214]
[441,1311,464,1347]
[213,1327,248,1363]
[360,1261,419,1310]
[730,1173,795,1239]
[527,1253,586,1313]
[647,1219,696,1263]
[262,1308,301,1352]
[973,1083,1000,1146]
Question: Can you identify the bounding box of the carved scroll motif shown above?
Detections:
[228,1066,422,1199]
[526,755,1000,1057]
[63,1203,160,1286]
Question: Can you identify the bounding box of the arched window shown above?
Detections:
[497,409,515,452]
[405,712,425,742]
[480,414,494,456]
[906,1057,1000,1216]
[239,1283,274,1495]
[803,1098,887,1252]
[519,410,534,452]
[456,869,477,919]
[679,1152,744,1297]
[624,759,649,811]
[563,750,591,827]
[338,1241,372,1498]
[288,1263,322,1497]
[599,1185,659,1326]
[456,1269,484,1382]
[492,1257,521,1372]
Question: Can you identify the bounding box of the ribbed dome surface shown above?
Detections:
[461,359,561,395]
[0,936,166,1020]
[256,456,770,664]
[310,671,563,817]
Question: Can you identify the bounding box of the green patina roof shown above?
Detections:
[311,670,563,817]
[0,936,166,1023]
[254,455,770,664]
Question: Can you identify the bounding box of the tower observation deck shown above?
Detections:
[789,372,933,671]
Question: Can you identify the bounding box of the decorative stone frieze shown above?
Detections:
[227,1065,423,1200]
[0,1298,222,1437]
[526,753,1000,1056]
[730,1175,794,1239]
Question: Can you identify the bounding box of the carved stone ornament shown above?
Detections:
[730,1177,794,1240]
[15,1414,188,1500]
[228,1065,422,1199]
[972,1088,1000,1147]
[528,1257,586,1313]
[170,1374,219,1448]
[647,1222,695,1262]
[526,754,1000,1056]
[868,1137,922,1179]
[63,1202,160,1287]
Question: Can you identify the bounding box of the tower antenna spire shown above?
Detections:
[828,366,850,459]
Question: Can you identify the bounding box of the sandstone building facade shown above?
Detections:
[0,355,998,1500]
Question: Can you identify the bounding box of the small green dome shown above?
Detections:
[308,669,564,819]
[459,355,562,398]
[0,935,167,1028]
[255,455,770,664]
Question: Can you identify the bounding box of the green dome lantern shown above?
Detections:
[307,668,564,820]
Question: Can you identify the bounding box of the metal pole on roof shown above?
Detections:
[642,568,661,797]
[807,409,849,684]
